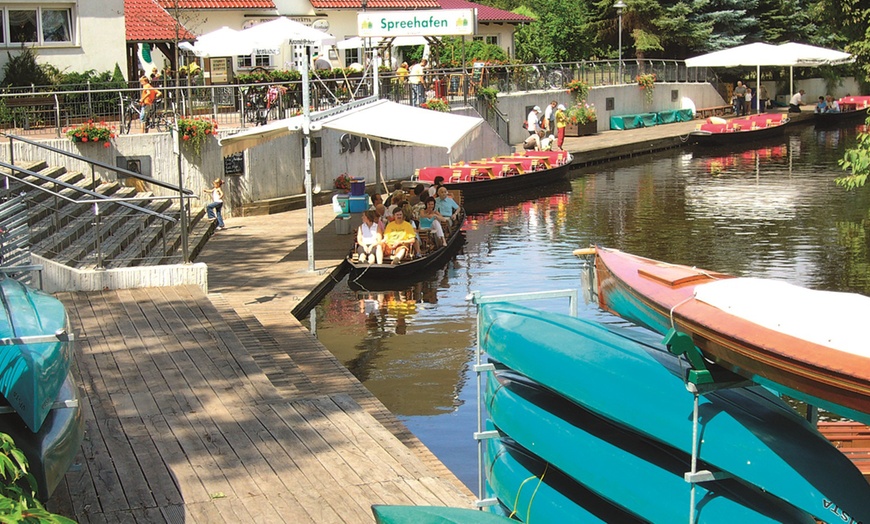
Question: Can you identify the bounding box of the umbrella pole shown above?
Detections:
[301,48,315,272]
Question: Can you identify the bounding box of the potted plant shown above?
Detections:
[476,86,499,104]
[565,102,597,136]
[66,120,115,148]
[334,173,352,192]
[421,98,451,112]
[636,73,656,105]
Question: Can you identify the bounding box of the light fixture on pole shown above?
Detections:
[614,0,626,82]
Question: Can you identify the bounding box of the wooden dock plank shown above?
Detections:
[47,287,473,522]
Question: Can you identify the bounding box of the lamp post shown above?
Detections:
[614,0,626,82]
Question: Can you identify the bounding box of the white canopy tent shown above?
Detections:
[220,98,484,271]
[685,42,854,111]
[220,98,483,156]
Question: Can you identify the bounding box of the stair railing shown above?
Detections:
[2,133,196,265]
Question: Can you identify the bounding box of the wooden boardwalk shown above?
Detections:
[45,283,473,522]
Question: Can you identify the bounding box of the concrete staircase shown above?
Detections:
[1,159,213,271]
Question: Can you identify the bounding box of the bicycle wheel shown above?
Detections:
[123,107,136,134]
[524,66,542,91]
[546,69,566,90]
[156,112,175,132]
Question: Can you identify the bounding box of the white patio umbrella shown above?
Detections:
[242,17,336,49]
[336,35,430,50]
[777,42,853,66]
[178,26,255,57]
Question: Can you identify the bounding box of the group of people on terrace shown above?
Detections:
[355,179,460,265]
[524,100,569,151]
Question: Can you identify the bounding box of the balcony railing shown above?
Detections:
[0,59,713,137]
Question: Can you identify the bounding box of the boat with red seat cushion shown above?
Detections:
[413,151,573,201]
[690,113,790,146]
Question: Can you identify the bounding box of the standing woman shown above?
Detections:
[204,179,226,230]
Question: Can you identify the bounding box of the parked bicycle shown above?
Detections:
[522,64,569,91]
[121,96,175,134]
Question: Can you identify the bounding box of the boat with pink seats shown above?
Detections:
[690,113,791,146]
[412,150,573,201]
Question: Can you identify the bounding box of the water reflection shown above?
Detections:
[305,123,870,490]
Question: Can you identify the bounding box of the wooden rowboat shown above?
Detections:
[413,151,572,202]
[346,209,465,282]
[590,246,870,428]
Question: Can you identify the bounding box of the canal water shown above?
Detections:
[303,122,870,492]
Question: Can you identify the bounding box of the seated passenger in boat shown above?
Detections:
[374,204,388,233]
[435,186,460,229]
[814,96,827,113]
[369,192,383,210]
[419,197,447,247]
[402,203,423,257]
[428,176,445,198]
[824,95,840,113]
[383,207,417,264]
[356,210,384,264]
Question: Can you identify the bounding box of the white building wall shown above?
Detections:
[0,0,127,78]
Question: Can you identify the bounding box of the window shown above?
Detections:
[236,54,272,69]
[473,35,498,46]
[344,49,359,67]
[2,6,73,45]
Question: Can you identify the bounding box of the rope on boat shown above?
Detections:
[668,295,695,329]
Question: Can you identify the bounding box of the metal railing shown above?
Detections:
[2,133,197,269]
[0,59,713,137]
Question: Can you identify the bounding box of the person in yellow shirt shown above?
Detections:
[555,104,567,150]
[396,62,409,84]
[382,207,417,264]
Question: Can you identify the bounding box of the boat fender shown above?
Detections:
[662,328,713,386]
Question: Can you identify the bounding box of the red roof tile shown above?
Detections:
[439,0,533,23]
[309,0,439,9]
[126,0,197,41]
[157,0,275,7]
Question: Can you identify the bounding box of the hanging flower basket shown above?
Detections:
[636,73,656,105]
[66,121,115,148]
[334,173,352,192]
[177,116,218,158]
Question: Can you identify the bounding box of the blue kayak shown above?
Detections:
[0,275,73,432]
[484,423,643,523]
[479,301,870,523]
[487,369,815,523]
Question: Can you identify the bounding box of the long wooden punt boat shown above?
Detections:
[478,300,870,522]
[690,113,790,146]
[413,150,572,201]
[486,369,816,523]
[0,371,83,499]
[814,95,870,127]
[346,209,466,282]
[484,426,642,523]
[0,274,73,432]
[591,246,870,428]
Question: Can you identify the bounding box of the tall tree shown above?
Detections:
[513,0,595,63]
[811,0,870,85]
[688,0,761,51]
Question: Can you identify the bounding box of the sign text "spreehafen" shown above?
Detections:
[381,16,447,31]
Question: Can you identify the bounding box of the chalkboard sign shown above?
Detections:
[471,62,485,86]
[223,152,244,175]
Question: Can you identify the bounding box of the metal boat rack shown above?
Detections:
[469,288,580,510]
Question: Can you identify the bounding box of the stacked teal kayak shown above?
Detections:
[0,275,73,432]
[478,301,870,523]
[0,275,82,499]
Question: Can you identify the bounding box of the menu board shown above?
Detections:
[223,152,244,175]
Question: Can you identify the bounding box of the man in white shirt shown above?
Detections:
[542,100,557,132]
[789,89,805,113]
[527,106,541,135]
[409,59,427,107]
